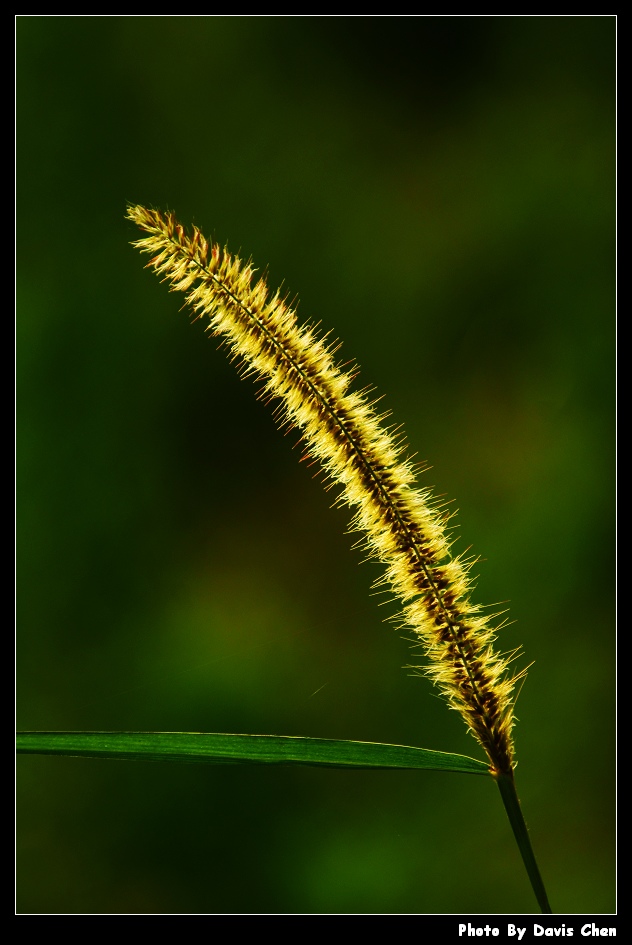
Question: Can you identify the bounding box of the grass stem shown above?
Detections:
[495,771,552,914]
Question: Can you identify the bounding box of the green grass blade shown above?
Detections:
[16,731,490,775]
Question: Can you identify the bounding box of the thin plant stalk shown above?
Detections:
[495,772,552,914]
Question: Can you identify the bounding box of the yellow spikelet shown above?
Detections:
[127,203,524,776]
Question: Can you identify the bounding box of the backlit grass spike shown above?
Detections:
[127,203,524,778]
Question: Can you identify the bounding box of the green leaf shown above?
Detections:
[16,731,490,775]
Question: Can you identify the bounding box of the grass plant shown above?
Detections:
[17,204,552,914]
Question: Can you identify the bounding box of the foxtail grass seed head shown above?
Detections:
[127,204,525,776]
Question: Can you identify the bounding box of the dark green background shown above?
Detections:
[17,16,615,915]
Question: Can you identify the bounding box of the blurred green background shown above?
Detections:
[16,16,615,915]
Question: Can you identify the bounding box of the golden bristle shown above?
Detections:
[127,203,523,776]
